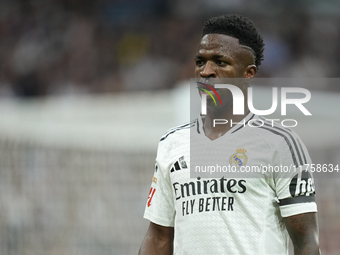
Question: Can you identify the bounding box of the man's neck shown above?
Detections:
[202,106,250,141]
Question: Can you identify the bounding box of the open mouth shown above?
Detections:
[197,82,216,95]
[196,81,223,106]
[196,81,218,93]
[196,81,214,90]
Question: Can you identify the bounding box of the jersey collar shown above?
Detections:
[196,111,256,137]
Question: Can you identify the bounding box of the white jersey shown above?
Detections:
[143,112,317,255]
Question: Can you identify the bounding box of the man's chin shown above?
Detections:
[207,99,233,111]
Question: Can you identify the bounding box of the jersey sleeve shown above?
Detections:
[143,143,175,227]
[273,134,317,218]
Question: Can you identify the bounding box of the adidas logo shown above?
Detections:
[171,156,188,173]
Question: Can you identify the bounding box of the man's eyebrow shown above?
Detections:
[194,54,226,59]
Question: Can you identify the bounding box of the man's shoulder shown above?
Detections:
[159,119,197,142]
[248,117,303,144]
[155,120,196,163]
[248,116,310,166]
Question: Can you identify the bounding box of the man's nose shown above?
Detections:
[200,61,216,78]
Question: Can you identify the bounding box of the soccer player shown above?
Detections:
[139,14,320,255]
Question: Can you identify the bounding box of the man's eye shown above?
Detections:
[195,60,204,66]
[216,60,227,66]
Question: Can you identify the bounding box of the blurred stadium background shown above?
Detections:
[0,0,340,254]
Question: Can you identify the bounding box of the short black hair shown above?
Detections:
[202,14,265,68]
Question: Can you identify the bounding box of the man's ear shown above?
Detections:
[244,65,257,79]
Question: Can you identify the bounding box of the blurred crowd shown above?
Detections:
[0,0,340,97]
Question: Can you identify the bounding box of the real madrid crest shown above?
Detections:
[229,148,248,167]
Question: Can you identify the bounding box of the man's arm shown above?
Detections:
[283,212,320,255]
[138,222,174,255]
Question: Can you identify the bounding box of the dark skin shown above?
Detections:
[195,34,256,140]
[284,212,320,255]
[139,34,320,255]
[138,222,174,255]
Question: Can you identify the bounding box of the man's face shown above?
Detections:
[194,34,256,111]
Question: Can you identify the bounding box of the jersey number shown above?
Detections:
[147,187,156,207]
